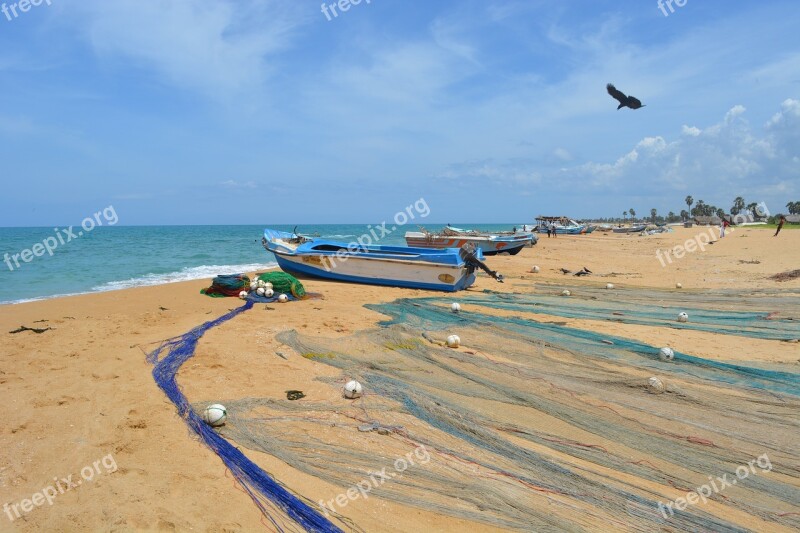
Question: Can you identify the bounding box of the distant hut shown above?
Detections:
[785,214,800,224]
[693,215,722,226]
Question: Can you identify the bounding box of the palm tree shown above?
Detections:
[716,208,726,219]
[622,210,627,222]
[731,197,745,215]
[691,200,705,217]
[680,209,689,221]
[787,201,800,215]
[650,208,657,223]
[629,208,636,221]
[685,195,694,214]
[668,211,676,222]
[746,202,758,218]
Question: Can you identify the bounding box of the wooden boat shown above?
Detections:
[535,216,586,235]
[262,229,501,292]
[404,226,531,255]
[612,224,647,233]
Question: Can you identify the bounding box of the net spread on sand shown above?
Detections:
[193,288,800,531]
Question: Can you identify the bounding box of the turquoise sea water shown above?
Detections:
[0,223,521,304]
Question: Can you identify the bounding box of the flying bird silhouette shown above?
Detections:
[607,84,645,110]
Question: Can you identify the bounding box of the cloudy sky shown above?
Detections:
[1,0,798,225]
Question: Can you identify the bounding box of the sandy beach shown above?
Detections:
[2,226,798,532]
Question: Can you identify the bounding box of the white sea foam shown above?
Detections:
[91,263,279,291]
[2,262,278,305]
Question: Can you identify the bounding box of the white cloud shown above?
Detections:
[682,125,701,136]
[220,180,257,189]
[73,0,305,101]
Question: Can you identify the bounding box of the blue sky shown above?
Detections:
[1,0,798,226]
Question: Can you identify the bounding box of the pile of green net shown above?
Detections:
[257,271,307,299]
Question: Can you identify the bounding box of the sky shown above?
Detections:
[0,0,798,226]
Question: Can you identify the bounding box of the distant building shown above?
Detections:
[785,214,800,224]
[693,215,722,226]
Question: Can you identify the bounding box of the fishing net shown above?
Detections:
[258,271,308,299]
[147,302,348,533]
[201,274,251,298]
[208,290,800,531]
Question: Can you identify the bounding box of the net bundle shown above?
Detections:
[200,273,251,298]
[258,271,307,299]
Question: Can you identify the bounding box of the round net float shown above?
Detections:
[256,287,266,296]
[531,266,540,273]
[264,289,274,298]
[202,404,227,427]
[264,282,273,290]
[606,283,614,289]
[677,312,689,323]
[446,334,460,348]
[257,279,266,288]
[561,289,571,297]
[675,282,683,289]
[343,380,363,399]
[249,281,258,291]
[659,347,675,361]
[278,293,289,303]
[451,302,461,313]
[239,291,248,299]
[647,377,665,394]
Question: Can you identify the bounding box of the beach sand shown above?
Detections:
[2,226,798,531]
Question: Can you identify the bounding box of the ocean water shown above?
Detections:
[0,223,520,305]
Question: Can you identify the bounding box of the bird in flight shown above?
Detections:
[607,84,645,110]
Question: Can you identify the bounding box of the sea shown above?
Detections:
[0,223,522,305]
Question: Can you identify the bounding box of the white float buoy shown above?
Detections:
[677,312,688,323]
[256,287,266,296]
[344,380,363,399]
[659,347,675,361]
[446,334,460,348]
[257,279,266,288]
[675,283,683,289]
[451,302,461,313]
[239,291,248,299]
[647,377,665,394]
[561,289,571,297]
[249,281,258,291]
[606,283,614,290]
[202,404,227,426]
[264,282,273,291]
[278,293,289,303]
[265,289,274,298]
[531,266,540,273]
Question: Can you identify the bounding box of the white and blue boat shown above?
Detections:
[262,229,501,292]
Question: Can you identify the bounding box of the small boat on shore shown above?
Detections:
[404,226,531,255]
[612,224,647,233]
[263,229,502,292]
[534,216,586,235]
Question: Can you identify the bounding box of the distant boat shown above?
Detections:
[612,224,647,233]
[404,226,532,255]
[263,229,501,292]
[534,217,586,235]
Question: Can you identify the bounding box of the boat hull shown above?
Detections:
[263,230,479,292]
[404,232,530,255]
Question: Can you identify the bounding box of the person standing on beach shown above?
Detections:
[550,222,557,238]
[720,218,730,238]
[774,215,786,237]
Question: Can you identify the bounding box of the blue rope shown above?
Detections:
[147,301,342,533]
